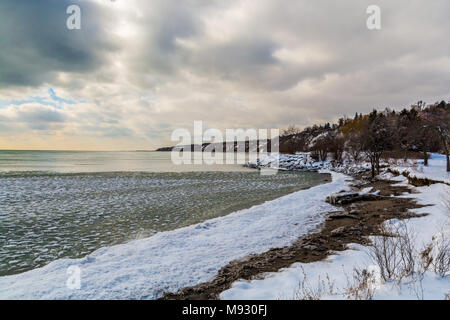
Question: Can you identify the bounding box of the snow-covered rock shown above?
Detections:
[247,152,370,176]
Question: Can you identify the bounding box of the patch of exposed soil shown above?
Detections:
[162,178,428,300]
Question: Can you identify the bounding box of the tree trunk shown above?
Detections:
[439,136,449,172]
[423,151,428,166]
[447,152,450,172]
[376,155,381,175]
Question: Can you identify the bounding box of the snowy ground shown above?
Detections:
[390,153,450,185]
[221,159,450,300]
[0,172,351,300]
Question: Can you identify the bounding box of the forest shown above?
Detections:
[279,101,450,177]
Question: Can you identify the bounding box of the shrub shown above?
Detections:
[431,233,450,277]
[368,222,417,281]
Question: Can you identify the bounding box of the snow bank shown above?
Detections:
[391,153,450,185]
[221,174,450,300]
[0,172,351,300]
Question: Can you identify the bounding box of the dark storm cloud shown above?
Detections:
[0,0,117,87]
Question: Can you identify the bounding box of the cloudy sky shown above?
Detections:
[0,0,449,150]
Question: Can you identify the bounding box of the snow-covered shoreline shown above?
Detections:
[248,152,372,176]
[222,156,450,300]
[0,171,351,300]
[2,153,447,300]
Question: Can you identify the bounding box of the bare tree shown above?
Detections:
[397,108,419,161]
[410,106,443,167]
[426,105,450,172]
[361,111,392,178]
[346,132,364,163]
[310,135,332,162]
[329,134,345,165]
[281,125,302,137]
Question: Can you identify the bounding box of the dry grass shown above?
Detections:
[420,243,434,272]
[343,267,376,300]
[370,222,450,279]
[368,222,417,281]
[294,266,378,300]
[293,267,336,300]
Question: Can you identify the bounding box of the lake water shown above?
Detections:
[0,151,329,276]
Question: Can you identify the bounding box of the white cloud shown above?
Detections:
[1,0,449,149]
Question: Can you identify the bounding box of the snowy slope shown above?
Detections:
[0,172,351,300]
[221,174,450,300]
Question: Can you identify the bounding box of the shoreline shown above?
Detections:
[162,175,427,300]
[163,152,448,300]
[1,153,446,299]
[0,171,348,299]
[0,168,328,278]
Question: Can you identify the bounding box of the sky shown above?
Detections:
[0,0,449,150]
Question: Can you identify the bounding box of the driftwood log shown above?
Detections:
[326,192,384,205]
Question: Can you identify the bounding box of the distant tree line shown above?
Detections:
[280,101,450,177]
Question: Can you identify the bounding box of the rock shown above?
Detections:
[303,245,318,251]
[327,213,357,220]
[331,227,346,236]
[326,192,359,205]
[281,247,290,254]
[326,192,384,205]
